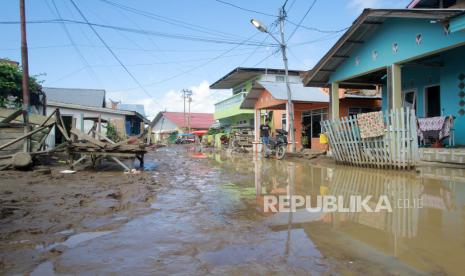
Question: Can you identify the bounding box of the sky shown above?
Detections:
[1,0,411,118]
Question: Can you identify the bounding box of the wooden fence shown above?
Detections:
[321,107,419,170]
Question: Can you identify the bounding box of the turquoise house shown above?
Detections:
[304,8,465,147]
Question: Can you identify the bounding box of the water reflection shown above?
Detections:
[210,152,465,275]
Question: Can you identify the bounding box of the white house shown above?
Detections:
[43,87,147,148]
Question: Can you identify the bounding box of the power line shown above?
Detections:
[99,0,249,42]
[213,0,277,18]
[0,44,264,53]
[68,0,159,105]
[46,0,102,86]
[286,0,297,14]
[111,32,261,92]
[252,50,279,67]
[287,0,317,42]
[239,22,277,66]
[0,19,275,47]
[290,32,342,46]
[286,20,349,34]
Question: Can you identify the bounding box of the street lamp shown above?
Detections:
[251,11,296,153]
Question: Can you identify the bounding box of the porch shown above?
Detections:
[240,81,329,153]
[304,9,465,166]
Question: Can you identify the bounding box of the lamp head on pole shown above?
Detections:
[251,19,267,33]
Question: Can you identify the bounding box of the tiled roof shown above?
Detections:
[163,112,214,129]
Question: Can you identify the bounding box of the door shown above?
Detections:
[55,115,72,145]
[425,86,441,117]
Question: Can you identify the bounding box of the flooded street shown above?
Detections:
[3,145,465,275]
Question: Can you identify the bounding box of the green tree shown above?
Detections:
[0,61,43,108]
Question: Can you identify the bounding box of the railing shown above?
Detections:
[321,107,419,170]
[214,92,247,112]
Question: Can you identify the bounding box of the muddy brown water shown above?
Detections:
[18,147,465,274]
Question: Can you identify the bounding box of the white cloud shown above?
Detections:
[126,80,230,119]
[348,0,383,11]
[348,0,410,11]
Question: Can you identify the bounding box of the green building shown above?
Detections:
[210,67,301,129]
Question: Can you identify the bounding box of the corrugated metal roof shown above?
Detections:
[303,9,465,88]
[118,104,146,116]
[408,0,457,8]
[240,81,329,109]
[43,87,105,108]
[210,67,303,89]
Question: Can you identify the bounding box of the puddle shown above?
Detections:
[24,148,465,274]
[207,152,465,275]
[60,231,113,248]
[31,261,55,276]
[138,160,159,171]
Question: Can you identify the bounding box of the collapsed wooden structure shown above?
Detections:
[0,107,154,171]
[0,108,56,169]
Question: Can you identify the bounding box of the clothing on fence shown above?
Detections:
[356,111,385,139]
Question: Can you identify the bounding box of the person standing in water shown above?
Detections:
[260,118,271,154]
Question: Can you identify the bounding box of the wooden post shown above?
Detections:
[253,109,261,153]
[97,114,101,134]
[330,82,340,120]
[391,64,402,109]
[20,0,30,152]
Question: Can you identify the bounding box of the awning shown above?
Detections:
[240,81,329,109]
[192,130,208,136]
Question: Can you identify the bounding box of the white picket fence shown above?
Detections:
[321,107,419,170]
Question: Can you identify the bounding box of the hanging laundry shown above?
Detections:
[357,111,385,139]
[417,116,452,142]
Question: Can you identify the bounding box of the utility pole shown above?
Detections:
[181,89,193,133]
[181,90,186,131]
[20,0,30,152]
[251,6,296,153]
[278,7,295,153]
[187,95,192,133]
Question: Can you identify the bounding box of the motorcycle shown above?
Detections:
[264,129,288,160]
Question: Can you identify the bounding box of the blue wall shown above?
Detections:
[330,18,465,83]
[379,46,465,145]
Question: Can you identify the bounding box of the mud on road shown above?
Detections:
[1,145,465,275]
[0,151,165,274]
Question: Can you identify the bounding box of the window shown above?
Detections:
[281,113,287,130]
[302,108,328,139]
[233,86,247,94]
[275,75,285,82]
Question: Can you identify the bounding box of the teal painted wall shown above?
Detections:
[380,46,465,145]
[330,18,465,83]
[440,47,465,145]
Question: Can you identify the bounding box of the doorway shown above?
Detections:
[55,115,72,145]
[425,85,441,117]
[301,108,328,149]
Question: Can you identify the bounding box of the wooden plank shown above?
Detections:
[0,108,56,125]
[95,132,116,144]
[0,125,47,151]
[325,120,343,163]
[0,109,23,124]
[70,128,106,148]
[110,156,130,171]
